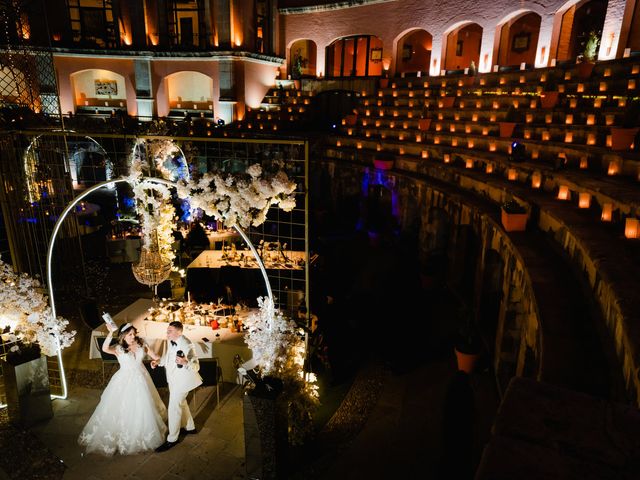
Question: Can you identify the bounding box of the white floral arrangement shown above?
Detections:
[244,297,319,445]
[176,162,297,229]
[0,257,75,357]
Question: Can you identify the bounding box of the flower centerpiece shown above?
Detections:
[501,199,528,232]
[0,257,75,362]
[243,297,319,445]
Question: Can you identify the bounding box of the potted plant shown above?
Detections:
[540,71,559,109]
[611,99,640,151]
[577,31,600,80]
[501,199,528,232]
[499,105,522,138]
[291,49,305,89]
[419,103,432,131]
[454,306,482,374]
[440,90,456,108]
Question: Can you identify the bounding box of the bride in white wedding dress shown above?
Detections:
[79,323,167,455]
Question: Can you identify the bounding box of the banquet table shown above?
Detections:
[185,249,306,303]
[90,298,253,383]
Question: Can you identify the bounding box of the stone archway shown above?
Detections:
[395,29,433,75]
[494,11,542,67]
[45,177,273,399]
[554,0,608,62]
[443,22,484,71]
[289,39,318,78]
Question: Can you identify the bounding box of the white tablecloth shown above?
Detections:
[90,298,253,383]
[187,249,306,270]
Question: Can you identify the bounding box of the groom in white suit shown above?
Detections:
[152,320,203,452]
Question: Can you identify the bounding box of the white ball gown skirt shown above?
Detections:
[78,346,168,455]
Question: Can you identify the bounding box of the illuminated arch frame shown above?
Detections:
[46,176,273,400]
[23,133,115,203]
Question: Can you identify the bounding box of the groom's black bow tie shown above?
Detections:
[170,340,177,347]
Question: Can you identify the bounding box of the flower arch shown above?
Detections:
[45,176,274,400]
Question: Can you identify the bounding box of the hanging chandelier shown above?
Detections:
[132,233,172,292]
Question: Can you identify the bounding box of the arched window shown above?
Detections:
[326,35,384,78]
[289,39,318,78]
[495,12,542,67]
[555,0,608,62]
[164,71,214,118]
[70,69,127,114]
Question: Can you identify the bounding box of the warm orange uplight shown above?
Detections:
[545,114,552,124]
[526,114,533,123]
[434,136,440,144]
[531,150,539,160]
[435,124,442,131]
[466,159,473,169]
[389,121,395,129]
[569,98,577,108]
[607,160,620,175]
[524,130,531,140]
[415,134,422,142]
[601,203,613,221]
[531,172,542,188]
[557,185,570,200]
[486,163,493,174]
[489,142,496,152]
[476,101,482,109]
[530,99,537,109]
[625,218,639,238]
[578,193,591,209]
[577,83,584,93]
[489,114,496,122]
[465,125,471,134]
[450,125,456,133]
[586,114,595,126]
[460,101,465,108]
[422,150,428,158]
[399,147,405,155]
[376,143,382,151]
[565,114,573,125]
[508,169,517,181]
[347,128,353,135]
[542,131,550,141]
[565,132,573,143]
[365,131,371,137]
[619,98,627,107]
[451,139,458,147]
[629,80,637,90]
[468,140,474,148]
[375,120,381,127]
[443,154,450,163]
[398,134,404,141]
[586,133,596,145]
[482,127,489,136]
[599,82,607,92]
[357,142,363,149]
[594,98,602,108]
[633,65,640,74]
[336,140,341,146]
[472,114,478,122]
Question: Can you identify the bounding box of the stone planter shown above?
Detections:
[540,91,559,109]
[499,122,517,138]
[454,348,480,374]
[2,354,53,427]
[501,209,528,232]
[577,61,595,80]
[373,158,394,170]
[441,97,455,108]
[610,127,640,151]
[243,377,286,480]
[419,118,432,131]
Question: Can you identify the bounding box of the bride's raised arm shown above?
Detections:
[102,330,118,355]
[144,342,161,362]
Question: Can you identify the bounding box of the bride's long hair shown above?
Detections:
[117,325,144,352]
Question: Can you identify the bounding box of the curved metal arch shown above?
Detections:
[46,176,273,400]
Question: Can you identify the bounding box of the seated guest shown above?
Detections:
[185,221,209,253]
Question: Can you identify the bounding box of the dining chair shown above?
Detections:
[199,357,223,407]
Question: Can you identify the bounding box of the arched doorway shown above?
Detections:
[444,23,483,71]
[325,35,384,78]
[554,0,608,62]
[395,29,432,74]
[495,12,542,67]
[164,71,213,118]
[70,69,127,113]
[289,39,317,78]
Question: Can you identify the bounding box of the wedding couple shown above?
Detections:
[78,321,202,456]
